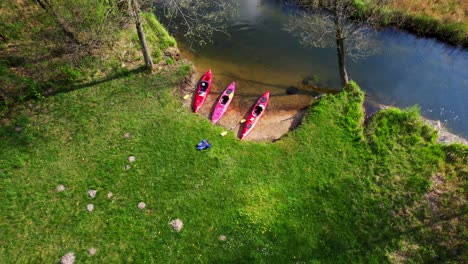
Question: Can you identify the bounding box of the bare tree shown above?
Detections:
[284,0,384,87]
[33,0,156,69]
[33,0,128,58]
[129,0,154,69]
[153,0,239,47]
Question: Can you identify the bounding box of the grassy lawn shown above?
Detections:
[1,63,465,262]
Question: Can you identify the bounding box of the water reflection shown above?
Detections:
[176,0,468,138]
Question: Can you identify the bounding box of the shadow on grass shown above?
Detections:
[46,66,149,97]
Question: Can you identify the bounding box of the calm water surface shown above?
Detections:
[176,0,468,138]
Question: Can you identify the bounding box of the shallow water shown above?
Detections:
[176,0,468,138]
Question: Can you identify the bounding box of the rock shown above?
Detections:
[138,202,146,209]
[87,204,94,212]
[57,185,65,192]
[107,192,113,199]
[164,47,180,59]
[128,156,136,163]
[60,252,75,264]
[88,190,97,198]
[219,235,227,241]
[89,247,97,256]
[15,125,23,132]
[286,86,299,95]
[302,75,314,85]
[123,133,131,139]
[169,219,183,232]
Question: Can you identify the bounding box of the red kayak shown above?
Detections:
[240,90,270,140]
[211,82,235,124]
[193,69,213,112]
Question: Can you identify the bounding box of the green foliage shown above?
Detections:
[352,0,367,14]
[0,2,27,41]
[59,65,82,83]
[142,13,176,50]
[357,0,468,46]
[165,57,175,65]
[366,107,438,155]
[138,12,177,62]
[45,0,125,49]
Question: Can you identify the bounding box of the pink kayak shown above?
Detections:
[193,69,213,112]
[240,90,270,140]
[211,82,235,124]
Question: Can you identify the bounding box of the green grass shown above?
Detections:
[1,69,465,263]
[356,0,468,47]
[140,12,177,62]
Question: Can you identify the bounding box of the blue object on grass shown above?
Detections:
[196,139,211,150]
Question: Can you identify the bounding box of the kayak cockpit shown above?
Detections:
[253,104,265,117]
[200,81,209,92]
[221,95,229,105]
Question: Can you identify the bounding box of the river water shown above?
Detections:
[175,0,468,138]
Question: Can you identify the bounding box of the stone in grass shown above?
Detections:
[124,132,131,139]
[218,235,227,241]
[138,202,146,209]
[169,219,183,232]
[89,247,97,256]
[60,252,75,264]
[88,190,97,198]
[57,185,65,192]
[107,192,113,199]
[128,156,136,163]
[87,203,94,212]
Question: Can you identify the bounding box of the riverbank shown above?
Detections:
[360,0,468,47]
[182,68,468,145]
[363,100,468,145]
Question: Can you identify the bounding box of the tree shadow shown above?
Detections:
[46,66,148,97]
[219,72,329,97]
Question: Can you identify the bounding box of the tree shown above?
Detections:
[33,0,156,69]
[128,0,154,69]
[34,0,127,58]
[284,0,384,87]
[153,0,239,47]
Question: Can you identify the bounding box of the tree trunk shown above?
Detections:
[35,0,84,46]
[0,33,7,42]
[131,0,153,69]
[336,37,349,87]
[334,2,349,88]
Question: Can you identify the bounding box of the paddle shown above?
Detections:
[220,119,246,136]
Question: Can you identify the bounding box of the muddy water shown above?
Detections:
[176,0,468,139]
